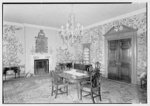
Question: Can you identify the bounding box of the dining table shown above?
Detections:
[58,69,90,100]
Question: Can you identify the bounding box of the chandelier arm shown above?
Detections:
[59,4,83,46]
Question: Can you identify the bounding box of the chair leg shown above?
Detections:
[55,86,58,98]
[18,72,20,78]
[64,86,65,91]
[91,91,95,103]
[141,80,142,88]
[51,85,54,96]
[15,73,16,78]
[80,89,82,100]
[66,86,68,96]
[98,87,101,101]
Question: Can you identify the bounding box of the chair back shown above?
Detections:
[95,62,100,68]
[55,65,63,73]
[51,71,60,84]
[90,71,101,88]
[95,62,101,73]
[87,65,93,73]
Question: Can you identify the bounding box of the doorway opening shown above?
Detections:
[108,38,131,83]
[104,25,137,84]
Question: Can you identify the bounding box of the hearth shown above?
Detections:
[34,59,49,75]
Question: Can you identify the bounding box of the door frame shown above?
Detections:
[104,25,137,84]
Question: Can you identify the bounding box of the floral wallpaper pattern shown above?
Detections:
[3,24,23,67]
[58,12,147,83]
[56,47,73,63]
[83,12,147,82]
[56,41,83,64]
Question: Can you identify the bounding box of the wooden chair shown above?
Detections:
[51,71,68,98]
[80,71,102,103]
[55,65,65,74]
[84,65,94,82]
[87,65,93,73]
[95,62,101,73]
[140,72,147,89]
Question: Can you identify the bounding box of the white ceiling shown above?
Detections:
[3,3,146,29]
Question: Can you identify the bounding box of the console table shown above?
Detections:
[3,66,20,80]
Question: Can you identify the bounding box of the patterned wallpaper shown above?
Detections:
[83,12,147,82]
[3,24,23,67]
[56,41,83,64]
[58,12,147,83]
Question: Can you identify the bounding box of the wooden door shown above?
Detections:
[108,38,131,83]
[108,40,119,81]
[119,38,131,82]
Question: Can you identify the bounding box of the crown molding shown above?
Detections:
[84,8,146,30]
[3,21,24,27]
[3,21,59,31]
[23,23,59,31]
[3,7,146,31]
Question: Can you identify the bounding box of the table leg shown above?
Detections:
[5,74,6,80]
[76,81,81,100]
[76,83,79,99]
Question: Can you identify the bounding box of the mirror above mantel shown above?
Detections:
[35,29,48,53]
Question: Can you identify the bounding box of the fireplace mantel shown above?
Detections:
[32,53,51,59]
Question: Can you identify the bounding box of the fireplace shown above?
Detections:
[34,59,49,75]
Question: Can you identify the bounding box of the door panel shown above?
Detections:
[108,38,131,83]
[120,39,131,82]
[108,40,119,80]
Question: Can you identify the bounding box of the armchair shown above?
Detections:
[140,72,147,89]
[80,71,102,103]
[51,71,69,98]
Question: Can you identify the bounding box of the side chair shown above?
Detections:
[51,71,69,98]
[80,71,102,103]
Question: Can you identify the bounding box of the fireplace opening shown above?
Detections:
[34,59,49,75]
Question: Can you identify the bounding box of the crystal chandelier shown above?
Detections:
[59,5,83,46]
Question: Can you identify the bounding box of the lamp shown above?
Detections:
[59,4,83,46]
